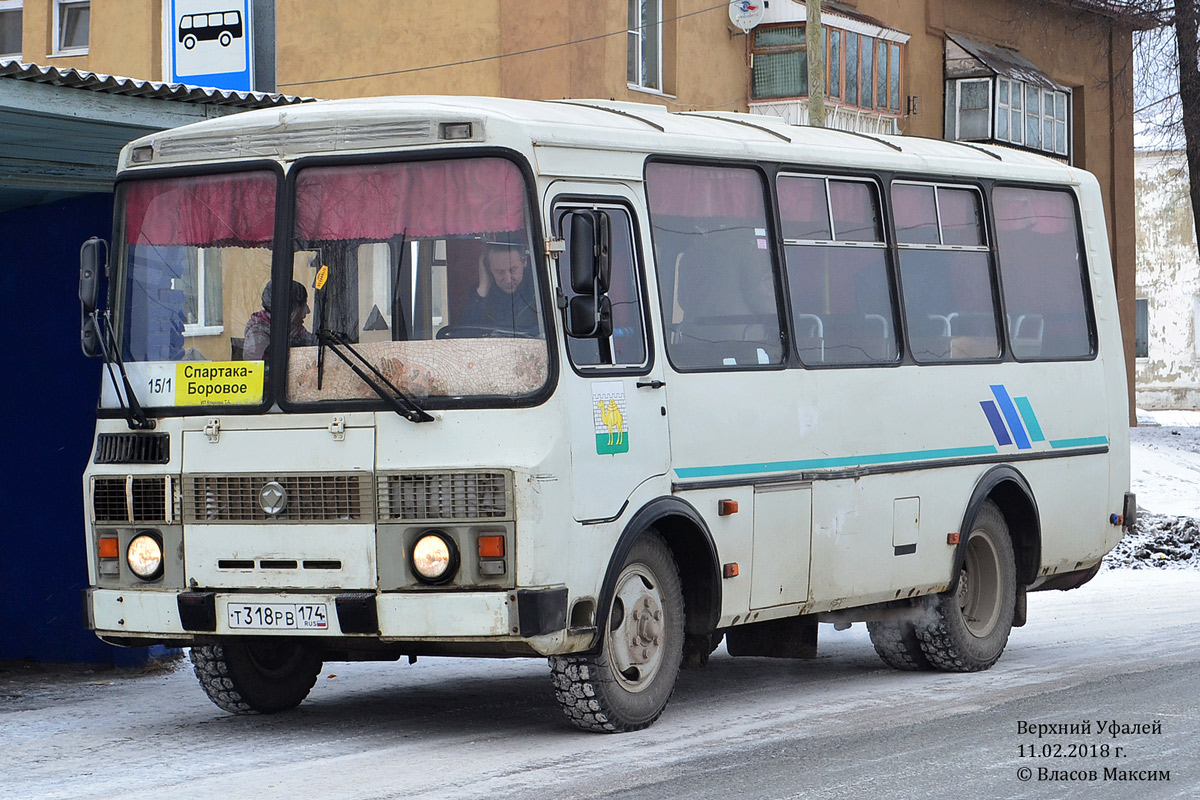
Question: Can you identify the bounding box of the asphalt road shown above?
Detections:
[2,569,1197,800]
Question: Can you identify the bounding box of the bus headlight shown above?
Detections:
[412,531,459,584]
[127,532,164,581]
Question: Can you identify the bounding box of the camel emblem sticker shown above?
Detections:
[592,382,629,455]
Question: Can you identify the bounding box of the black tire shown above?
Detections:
[866,617,933,671]
[549,533,684,732]
[917,500,1016,672]
[190,640,322,714]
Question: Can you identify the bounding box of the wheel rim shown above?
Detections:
[957,529,1003,637]
[606,563,667,692]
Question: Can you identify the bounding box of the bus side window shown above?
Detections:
[994,187,1094,360]
[646,162,784,370]
[779,174,898,366]
[893,182,1000,363]
[556,205,647,368]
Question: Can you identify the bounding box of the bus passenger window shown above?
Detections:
[555,205,647,368]
[778,175,897,366]
[994,187,1094,359]
[647,163,784,370]
[893,182,999,362]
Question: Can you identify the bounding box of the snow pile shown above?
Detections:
[1104,409,1200,571]
[1104,512,1200,570]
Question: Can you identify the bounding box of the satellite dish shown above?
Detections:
[729,0,766,33]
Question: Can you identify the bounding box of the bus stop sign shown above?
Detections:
[168,0,253,92]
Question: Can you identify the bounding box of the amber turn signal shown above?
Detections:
[98,536,119,559]
[477,534,505,559]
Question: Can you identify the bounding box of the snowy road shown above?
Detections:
[3,569,1197,800]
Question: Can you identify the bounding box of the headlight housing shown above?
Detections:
[411,531,459,584]
[127,531,164,581]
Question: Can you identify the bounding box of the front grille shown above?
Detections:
[91,476,174,523]
[184,474,368,522]
[94,433,169,464]
[378,472,508,521]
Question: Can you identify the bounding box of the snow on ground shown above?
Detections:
[1105,408,1200,570]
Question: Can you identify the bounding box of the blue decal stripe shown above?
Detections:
[1049,436,1109,449]
[674,445,999,480]
[990,384,1032,450]
[1014,396,1045,442]
[980,401,1012,446]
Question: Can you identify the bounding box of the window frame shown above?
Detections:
[179,248,225,337]
[777,171,901,368]
[750,22,904,114]
[645,158,787,374]
[951,75,1071,159]
[552,197,654,376]
[892,179,1003,365]
[0,0,22,60]
[53,0,89,55]
[991,183,1097,362]
[627,0,663,93]
[1135,297,1149,360]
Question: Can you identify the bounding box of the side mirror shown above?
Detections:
[568,295,613,339]
[80,237,106,315]
[569,211,610,295]
[79,237,108,357]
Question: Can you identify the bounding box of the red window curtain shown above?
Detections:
[122,171,277,247]
[646,162,765,219]
[294,157,528,241]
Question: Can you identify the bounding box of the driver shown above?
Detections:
[461,233,539,335]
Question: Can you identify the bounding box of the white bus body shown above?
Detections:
[80,96,1133,732]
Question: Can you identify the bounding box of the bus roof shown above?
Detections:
[120,95,1083,185]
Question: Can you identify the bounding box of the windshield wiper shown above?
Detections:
[92,309,154,430]
[315,330,434,423]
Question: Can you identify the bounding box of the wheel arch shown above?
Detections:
[589,496,722,653]
[951,465,1041,592]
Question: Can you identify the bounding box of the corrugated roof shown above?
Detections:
[0,59,315,108]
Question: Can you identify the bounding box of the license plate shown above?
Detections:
[227,603,329,630]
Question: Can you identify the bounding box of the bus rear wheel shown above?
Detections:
[916,500,1016,672]
[190,640,322,714]
[549,532,684,732]
[866,617,933,671]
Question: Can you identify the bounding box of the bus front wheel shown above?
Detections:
[917,500,1016,672]
[549,532,684,732]
[190,640,322,714]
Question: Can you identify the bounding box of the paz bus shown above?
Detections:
[78,96,1134,732]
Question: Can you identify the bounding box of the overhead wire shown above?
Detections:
[278,1,733,89]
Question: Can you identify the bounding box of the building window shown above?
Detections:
[628,0,662,92]
[751,23,903,113]
[1136,298,1149,359]
[0,1,22,59]
[54,0,88,55]
[945,35,1070,159]
[175,249,224,337]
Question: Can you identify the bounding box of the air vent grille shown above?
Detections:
[94,433,170,464]
[378,472,508,521]
[91,476,174,523]
[184,474,368,522]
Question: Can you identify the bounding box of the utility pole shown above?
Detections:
[806,0,825,127]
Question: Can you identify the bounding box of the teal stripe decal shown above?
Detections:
[1013,396,1045,442]
[1049,436,1109,449]
[674,445,999,480]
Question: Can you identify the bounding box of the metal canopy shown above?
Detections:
[0,60,313,212]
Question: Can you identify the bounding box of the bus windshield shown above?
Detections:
[106,157,549,411]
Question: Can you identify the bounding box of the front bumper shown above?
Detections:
[87,586,567,641]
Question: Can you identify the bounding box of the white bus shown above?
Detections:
[79,96,1134,733]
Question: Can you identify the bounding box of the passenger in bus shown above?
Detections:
[462,233,539,335]
[242,280,317,361]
